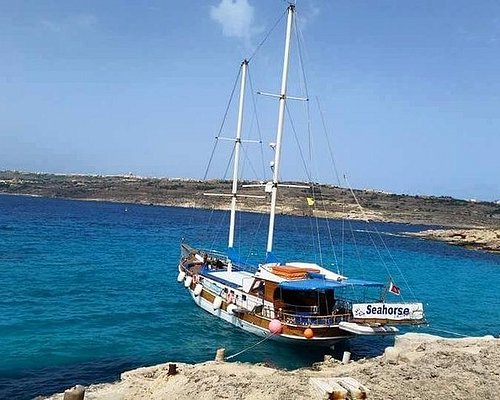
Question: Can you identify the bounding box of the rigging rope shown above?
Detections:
[203,67,242,180]
[248,9,287,62]
[293,13,344,273]
[240,144,261,181]
[284,103,325,265]
[316,97,348,273]
[316,97,343,187]
[244,211,267,263]
[285,103,311,181]
[293,10,312,164]
[223,144,237,180]
[344,218,368,297]
[343,175,418,302]
[247,68,268,180]
[266,11,343,272]
[341,204,346,274]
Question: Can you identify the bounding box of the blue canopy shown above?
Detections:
[227,247,258,272]
[265,251,280,263]
[278,278,384,291]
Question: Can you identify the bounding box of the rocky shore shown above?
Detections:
[2,171,499,253]
[405,228,500,253]
[41,333,499,400]
[1,171,499,227]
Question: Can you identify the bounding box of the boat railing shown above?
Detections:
[232,263,258,274]
[281,311,352,327]
[257,306,352,327]
[278,304,319,315]
[332,299,352,314]
[275,300,353,316]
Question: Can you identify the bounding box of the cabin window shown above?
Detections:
[274,288,336,315]
[250,280,264,295]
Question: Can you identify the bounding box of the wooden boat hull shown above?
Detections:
[187,284,352,347]
[177,248,419,348]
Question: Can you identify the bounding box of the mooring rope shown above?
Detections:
[424,326,469,338]
[224,325,476,362]
[225,332,277,360]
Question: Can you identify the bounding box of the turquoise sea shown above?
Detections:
[0,194,499,399]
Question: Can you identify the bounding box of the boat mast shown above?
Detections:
[266,5,294,254]
[228,59,248,250]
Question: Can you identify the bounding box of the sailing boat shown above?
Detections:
[177,4,424,346]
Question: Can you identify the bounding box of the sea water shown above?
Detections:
[0,194,498,399]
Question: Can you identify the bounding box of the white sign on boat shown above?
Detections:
[352,303,424,320]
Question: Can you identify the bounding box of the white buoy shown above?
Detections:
[184,275,193,288]
[213,296,223,309]
[193,283,203,296]
[177,271,186,283]
[226,304,237,314]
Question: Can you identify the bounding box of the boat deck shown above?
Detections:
[206,270,254,289]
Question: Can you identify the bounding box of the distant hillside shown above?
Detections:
[1,170,499,228]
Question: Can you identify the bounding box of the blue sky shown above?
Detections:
[1,0,499,201]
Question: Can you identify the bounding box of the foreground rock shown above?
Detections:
[406,228,500,253]
[42,334,499,400]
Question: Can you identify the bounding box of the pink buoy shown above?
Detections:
[268,319,282,334]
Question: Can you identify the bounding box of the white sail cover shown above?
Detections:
[352,303,424,321]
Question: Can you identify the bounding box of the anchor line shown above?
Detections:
[225,332,277,360]
[424,326,469,338]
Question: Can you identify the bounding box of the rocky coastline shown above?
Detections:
[404,228,500,253]
[1,171,499,253]
[41,333,499,400]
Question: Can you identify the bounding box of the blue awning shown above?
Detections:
[265,251,280,263]
[227,247,258,271]
[278,278,384,291]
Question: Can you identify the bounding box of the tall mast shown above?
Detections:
[266,5,294,254]
[228,59,248,249]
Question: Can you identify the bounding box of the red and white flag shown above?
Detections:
[389,281,401,295]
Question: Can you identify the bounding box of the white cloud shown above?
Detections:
[210,0,256,43]
[40,14,97,33]
[296,2,320,32]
